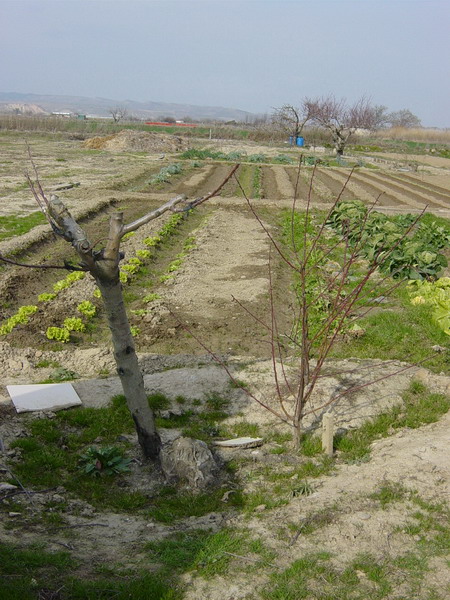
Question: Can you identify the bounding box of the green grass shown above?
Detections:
[220,421,261,438]
[240,456,334,514]
[330,286,449,372]
[0,542,175,600]
[234,164,256,198]
[335,381,450,461]
[402,496,450,557]
[7,392,244,521]
[34,359,60,369]
[8,395,136,506]
[370,481,409,507]
[369,486,450,595]
[146,486,243,523]
[146,529,251,578]
[262,551,394,600]
[0,212,47,241]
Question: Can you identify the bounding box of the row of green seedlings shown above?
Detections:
[180,148,296,164]
[253,166,262,198]
[47,213,187,342]
[0,214,187,342]
[128,222,206,331]
[180,148,362,168]
[0,270,85,337]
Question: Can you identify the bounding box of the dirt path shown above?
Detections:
[150,206,284,356]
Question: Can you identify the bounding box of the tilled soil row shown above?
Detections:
[170,162,448,214]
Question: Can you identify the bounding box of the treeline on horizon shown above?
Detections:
[0,113,449,148]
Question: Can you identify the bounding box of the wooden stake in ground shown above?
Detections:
[321,413,334,457]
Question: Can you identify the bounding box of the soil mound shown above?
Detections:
[83,129,188,153]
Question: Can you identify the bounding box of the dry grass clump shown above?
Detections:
[82,129,188,153]
[375,127,450,144]
[82,134,115,149]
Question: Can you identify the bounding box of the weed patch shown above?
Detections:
[0,542,174,600]
[0,212,46,241]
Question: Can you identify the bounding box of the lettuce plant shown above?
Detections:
[46,327,70,343]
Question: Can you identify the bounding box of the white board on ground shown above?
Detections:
[7,383,82,413]
[214,437,264,449]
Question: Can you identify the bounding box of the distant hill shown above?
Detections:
[0,92,255,122]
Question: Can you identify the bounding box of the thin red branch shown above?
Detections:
[167,306,291,425]
[268,248,294,420]
[235,176,301,274]
[302,353,439,418]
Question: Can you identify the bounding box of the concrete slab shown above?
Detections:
[7,383,82,413]
[214,437,264,449]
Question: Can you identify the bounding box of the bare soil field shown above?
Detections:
[0,131,449,599]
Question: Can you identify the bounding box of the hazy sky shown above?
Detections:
[1,0,449,126]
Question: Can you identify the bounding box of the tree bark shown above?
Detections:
[96,277,161,459]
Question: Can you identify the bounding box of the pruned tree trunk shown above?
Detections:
[45,198,161,458]
[332,129,348,157]
[96,277,161,458]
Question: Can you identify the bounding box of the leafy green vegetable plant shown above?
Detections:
[78,446,132,477]
[143,293,161,303]
[38,293,56,302]
[327,200,448,280]
[0,305,38,335]
[77,300,96,319]
[408,277,450,335]
[46,326,70,343]
[53,271,85,293]
[63,317,85,332]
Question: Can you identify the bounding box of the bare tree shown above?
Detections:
[109,106,128,123]
[186,166,430,449]
[372,105,390,129]
[304,96,381,156]
[387,109,422,128]
[272,104,312,143]
[8,162,238,460]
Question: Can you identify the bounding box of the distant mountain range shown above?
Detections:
[0,92,255,122]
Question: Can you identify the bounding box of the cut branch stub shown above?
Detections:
[48,195,96,270]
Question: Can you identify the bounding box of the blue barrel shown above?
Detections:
[289,136,294,145]
[296,136,305,147]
